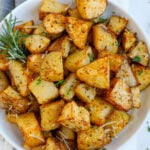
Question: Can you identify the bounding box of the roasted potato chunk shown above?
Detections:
[9,60,30,96]
[17,112,45,147]
[128,41,149,66]
[57,101,90,132]
[6,113,18,124]
[14,20,34,34]
[43,13,66,35]
[107,15,128,36]
[40,51,64,82]
[93,24,118,53]
[122,28,136,52]
[0,54,9,71]
[39,0,68,19]
[29,77,58,104]
[68,8,81,19]
[76,56,110,89]
[25,35,50,54]
[77,126,106,150]
[48,35,71,58]
[76,0,107,19]
[106,78,132,111]
[27,54,43,73]
[105,110,129,138]
[65,46,93,72]
[75,83,96,103]
[86,97,113,126]
[40,100,65,131]
[0,71,9,92]
[59,73,79,101]
[132,64,150,90]
[66,17,92,49]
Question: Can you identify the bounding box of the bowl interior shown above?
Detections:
[0,0,150,149]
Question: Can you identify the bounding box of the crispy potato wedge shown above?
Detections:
[0,71,9,92]
[59,73,79,101]
[75,83,96,103]
[65,46,93,72]
[104,110,129,138]
[17,112,45,147]
[43,13,66,35]
[48,35,71,58]
[122,28,136,52]
[14,20,34,34]
[107,15,128,36]
[105,78,132,111]
[116,57,138,87]
[7,113,18,124]
[39,0,68,20]
[40,100,65,131]
[77,126,106,150]
[128,41,149,66]
[85,97,113,126]
[25,35,50,54]
[40,51,64,82]
[29,77,58,104]
[98,50,122,72]
[57,101,90,132]
[27,54,44,73]
[76,56,110,89]
[68,8,81,19]
[0,54,9,71]
[9,60,30,96]
[76,0,107,19]
[93,24,118,53]
[131,64,150,90]
[66,17,92,49]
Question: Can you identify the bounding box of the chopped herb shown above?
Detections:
[55,80,66,87]
[41,32,49,37]
[147,147,149,150]
[138,70,143,75]
[147,126,150,132]
[99,17,108,23]
[89,53,95,62]
[112,11,116,14]
[36,78,41,85]
[102,148,107,150]
[119,50,124,55]
[66,85,73,97]
[132,56,141,63]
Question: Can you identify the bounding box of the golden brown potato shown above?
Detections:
[0,54,9,71]
[76,56,110,89]
[93,24,118,53]
[17,112,45,147]
[76,0,107,19]
[27,54,44,73]
[105,78,132,111]
[116,57,138,87]
[24,144,45,150]
[57,101,90,132]
[25,35,50,54]
[66,17,92,49]
[131,64,150,90]
[0,71,9,92]
[6,113,18,124]
[40,51,64,82]
[14,20,34,34]
[75,83,96,103]
[68,8,81,18]
[0,86,29,113]
[9,60,30,96]
[122,28,136,52]
[59,73,79,101]
[43,13,66,35]
[85,97,113,126]
[39,0,69,20]
[104,110,129,138]
[77,126,106,150]
[29,77,58,104]
[98,50,122,72]
[128,41,149,66]
[48,35,71,58]
[40,100,65,131]
[65,46,93,72]
[107,15,128,36]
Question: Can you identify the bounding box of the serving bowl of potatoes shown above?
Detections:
[0,0,150,149]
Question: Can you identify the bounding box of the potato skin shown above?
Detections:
[0,71,9,92]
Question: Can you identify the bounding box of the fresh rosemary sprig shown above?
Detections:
[0,14,28,63]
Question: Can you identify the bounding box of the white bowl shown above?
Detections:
[0,0,150,150]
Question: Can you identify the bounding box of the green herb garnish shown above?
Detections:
[132,56,141,63]
[138,70,143,75]
[66,85,73,97]
[99,17,108,23]
[36,77,41,85]
[55,80,65,87]
[147,126,150,132]
[89,53,95,62]
[0,14,27,63]
[102,148,107,150]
